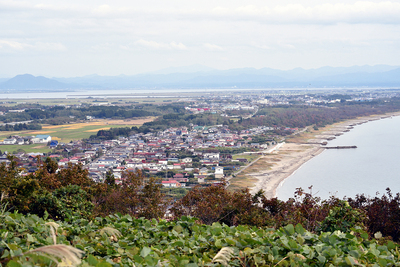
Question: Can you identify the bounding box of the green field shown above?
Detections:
[0,124,136,142]
[232,153,259,162]
[0,143,52,154]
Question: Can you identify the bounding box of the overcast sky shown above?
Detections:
[1,0,400,77]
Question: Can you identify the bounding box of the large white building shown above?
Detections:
[31,135,51,144]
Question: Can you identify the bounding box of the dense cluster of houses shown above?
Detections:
[83,124,274,187]
[0,124,276,189]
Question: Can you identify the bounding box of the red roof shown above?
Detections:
[162,180,180,184]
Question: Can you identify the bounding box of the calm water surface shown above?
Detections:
[0,88,287,99]
[277,115,400,200]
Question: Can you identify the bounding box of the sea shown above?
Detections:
[277,115,400,200]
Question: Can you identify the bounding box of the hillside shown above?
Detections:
[0,74,75,90]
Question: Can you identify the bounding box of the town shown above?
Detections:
[1,88,400,196]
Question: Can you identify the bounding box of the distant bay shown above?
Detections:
[277,115,400,200]
[0,88,288,99]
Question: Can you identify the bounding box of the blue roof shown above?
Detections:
[36,135,50,139]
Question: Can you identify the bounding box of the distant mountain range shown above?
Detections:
[1,65,400,90]
[0,74,76,90]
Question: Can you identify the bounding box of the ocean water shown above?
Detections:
[277,115,400,200]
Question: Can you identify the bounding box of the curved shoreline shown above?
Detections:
[248,112,400,199]
[249,143,325,198]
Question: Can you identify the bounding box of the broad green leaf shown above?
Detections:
[345,256,355,266]
[214,239,222,248]
[87,255,98,266]
[6,260,21,267]
[317,255,326,263]
[140,246,151,258]
[378,258,387,266]
[144,255,156,265]
[26,234,35,243]
[226,238,236,246]
[295,224,305,235]
[95,261,112,267]
[360,232,369,239]
[244,247,253,255]
[296,235,305,245]
[173,225,183,233]
[349,250,360,259]
[387,241,395,250]
[284,224,295,235]
[1,250,10,259]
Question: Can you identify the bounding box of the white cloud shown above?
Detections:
[91,4,132,16]
[1,0,400,76]
[203,43,224,51]
[34,42,66,51]
[0,40,26,50]
[0,40,66,51]
[90,43,114,52]
[3,1,400,24]
[170,42,188,50]
[252,43,272,50]
[135,39,187,50]
[279,43,296,49]
[205,2,400,24]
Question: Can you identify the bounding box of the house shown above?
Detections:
[173,163,182,169]
[214,166,224,179]
[199,167,209,176]
[161,180,181,188]
[3,138,17,145]
[58,158,70,166]
[32,135,51,144]
[49,140,58,148]
[197,175,205,183]
[173,173,185,179]
[0,157,11,165]
[181,157,192,163]
[16,139,25,145]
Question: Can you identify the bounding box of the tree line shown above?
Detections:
[0,123,42,131]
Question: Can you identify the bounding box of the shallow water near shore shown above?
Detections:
[277,115,400,200]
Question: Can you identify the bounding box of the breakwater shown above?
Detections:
[324,146,357,149]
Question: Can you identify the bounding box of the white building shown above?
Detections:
[215,166,224,179]
[31,135,51,144]
[3,138,17,145]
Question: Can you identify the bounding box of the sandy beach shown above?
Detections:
[243,112,400,199]
[248,143,324,198]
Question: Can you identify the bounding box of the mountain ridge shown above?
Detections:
[1,65,400,90]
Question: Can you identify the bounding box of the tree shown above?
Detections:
[93,170,166,219]
[171,185,270,226]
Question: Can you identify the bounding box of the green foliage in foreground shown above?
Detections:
[1,211,400,266]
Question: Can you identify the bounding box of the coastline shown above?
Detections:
[248,112,400,199]
[249,143,324,198]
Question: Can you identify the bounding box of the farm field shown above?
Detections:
[0,143,52,153]
[0,117,154,145]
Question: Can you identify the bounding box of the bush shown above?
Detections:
[318,200,365,233]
